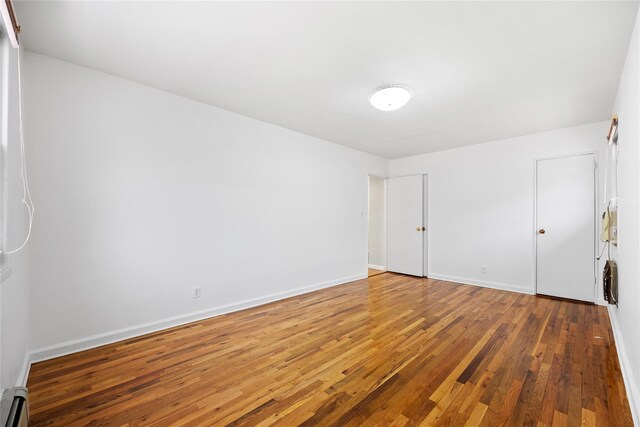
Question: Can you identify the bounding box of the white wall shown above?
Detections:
[608,7,640,423]
[0,38,30,388]
[24,53,387,357]
[17,44,638,419]
[389,121,606,295]
[368,176,385,269]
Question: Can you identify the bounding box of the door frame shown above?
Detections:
[423,174,429,278]
[533,152,598,301]
[367,174,388,272]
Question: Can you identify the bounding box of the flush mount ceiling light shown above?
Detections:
[369,85,412,111]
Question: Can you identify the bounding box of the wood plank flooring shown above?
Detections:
[368,268,386,277]
[27,273,633,426]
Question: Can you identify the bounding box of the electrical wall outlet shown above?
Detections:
[481,265,488,273]
[193,287,201,298]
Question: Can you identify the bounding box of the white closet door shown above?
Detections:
[387,175,424,276]
[536,154,596,302]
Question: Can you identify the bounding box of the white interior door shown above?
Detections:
[387,175,424,276]
[536,154,596,302]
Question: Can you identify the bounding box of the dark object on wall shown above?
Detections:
[0,387,28,427]
[603,260,618,305]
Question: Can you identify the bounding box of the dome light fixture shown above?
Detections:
[369,85,412,111]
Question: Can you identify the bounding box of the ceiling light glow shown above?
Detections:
[369,85,412,111]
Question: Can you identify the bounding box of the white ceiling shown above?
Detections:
[14,1,639,159]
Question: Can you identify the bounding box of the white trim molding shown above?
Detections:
[0,258,11,281]
[427,273,534,295]
[16,352,30,387]
[367,264,385,271]
[29,273,367,364]
[608,305,640,426]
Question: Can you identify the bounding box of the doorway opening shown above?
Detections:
[368,176,387,277]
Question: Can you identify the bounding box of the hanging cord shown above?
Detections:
[597,122,619,262]
[596,200,611,261]
[597,145,611,262]
[596,237,607,261]
[1,47,34,254]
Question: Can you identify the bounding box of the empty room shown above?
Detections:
[0,1,639,426]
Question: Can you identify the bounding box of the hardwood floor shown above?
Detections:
[27,273,633,426]
[368,268,386,277]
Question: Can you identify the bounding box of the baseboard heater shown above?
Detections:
[1,387,28,427]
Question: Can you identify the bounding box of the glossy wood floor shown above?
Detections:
[368,268,386,277]
[27,273,633,426]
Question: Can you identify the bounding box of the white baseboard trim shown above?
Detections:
[607,305,640,426]
[367,264,385,271]
[16,352,31,387]
[29,273,367,364]
[427,273,534,295]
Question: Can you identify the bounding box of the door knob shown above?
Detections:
[538,229,546,234]
[421,227,426,231]
[416,227,421,231]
